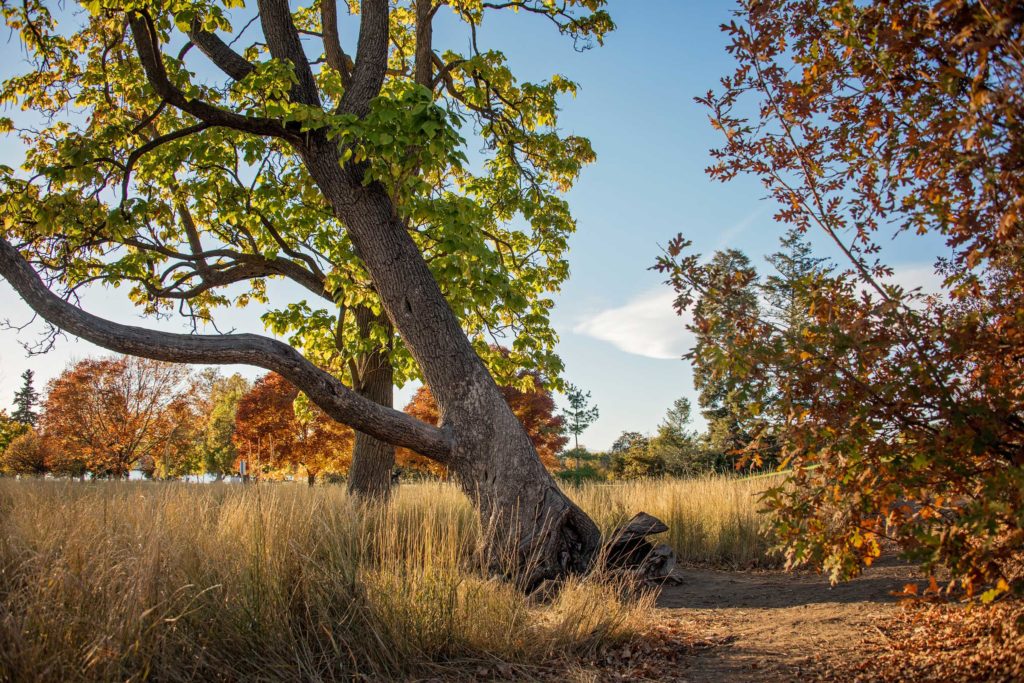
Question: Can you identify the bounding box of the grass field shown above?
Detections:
[572,476,779,569]
[0,475,775,681]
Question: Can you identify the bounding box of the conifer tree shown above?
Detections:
[11,369,39,427]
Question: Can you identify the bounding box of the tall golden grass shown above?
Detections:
[571,475,780,569]
[0,475,773,681]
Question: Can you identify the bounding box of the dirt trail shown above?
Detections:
[655,556,922,682]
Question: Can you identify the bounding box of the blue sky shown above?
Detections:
[0,1,947,449]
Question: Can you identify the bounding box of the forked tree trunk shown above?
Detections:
[347,305,397,500]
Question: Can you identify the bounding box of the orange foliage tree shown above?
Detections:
[233,373,353,485]
[399,373,568,476]
[0,428,52,476]
[657,0,1024,596]
[40,357,197,478]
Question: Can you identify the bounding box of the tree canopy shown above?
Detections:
[233,372,353,483]
[658,0,1024,597]
[0,0,604,390]
[0,0,613,581]
[40,356,198,477]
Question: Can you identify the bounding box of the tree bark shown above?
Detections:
[300,136,601,585]
[347,305,397,500]
[307,470,316,486]
[343,0,431,502]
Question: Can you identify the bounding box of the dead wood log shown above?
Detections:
[604,512,676,582]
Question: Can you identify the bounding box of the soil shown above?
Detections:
[654,555,925,682]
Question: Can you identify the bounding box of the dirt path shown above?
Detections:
[655,556,922,681]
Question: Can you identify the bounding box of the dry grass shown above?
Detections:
[0,474,774,681]
[571,475,780,568]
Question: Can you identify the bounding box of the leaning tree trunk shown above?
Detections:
[346,305,397,500]
[254,0,601,585]
[302,138,602,587]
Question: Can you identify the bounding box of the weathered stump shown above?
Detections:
[604,512,677,583]
[528,512,678,602]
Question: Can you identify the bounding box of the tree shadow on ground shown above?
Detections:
[657,554,922,610]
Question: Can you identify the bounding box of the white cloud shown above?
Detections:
[573,288,694,360]
[882,264,945,297]
[854,263,947,310]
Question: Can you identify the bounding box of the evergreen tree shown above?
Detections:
[760,227,833,446]
[689,250,763,466]
[763,227,832,337]
[11,369,39,427]
[560,384,599,484]
[649,397,705,476]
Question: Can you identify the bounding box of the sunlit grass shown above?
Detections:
[571,475,780,568]
[0,474,774,680]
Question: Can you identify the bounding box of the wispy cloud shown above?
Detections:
[573,263,943,362]
[708,206,767,255]
[573,288,693,360]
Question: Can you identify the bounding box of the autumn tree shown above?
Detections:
[232,374,297,479]
[234,373,353,485]
[658,0,1024,595]
[399,372,568,474]
[11,369,39,427]
[0,0,611,583]
[40,357,198,478]
[0,428,52,476]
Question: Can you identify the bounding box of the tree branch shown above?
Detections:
[128,13,297,143]
[121,124,212,205]
[256,0,321,107]
[340,0,389,116]
[0,236,452,461]
[414,0,434,87]
[320,0,352,87]
[188,22,256,81]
